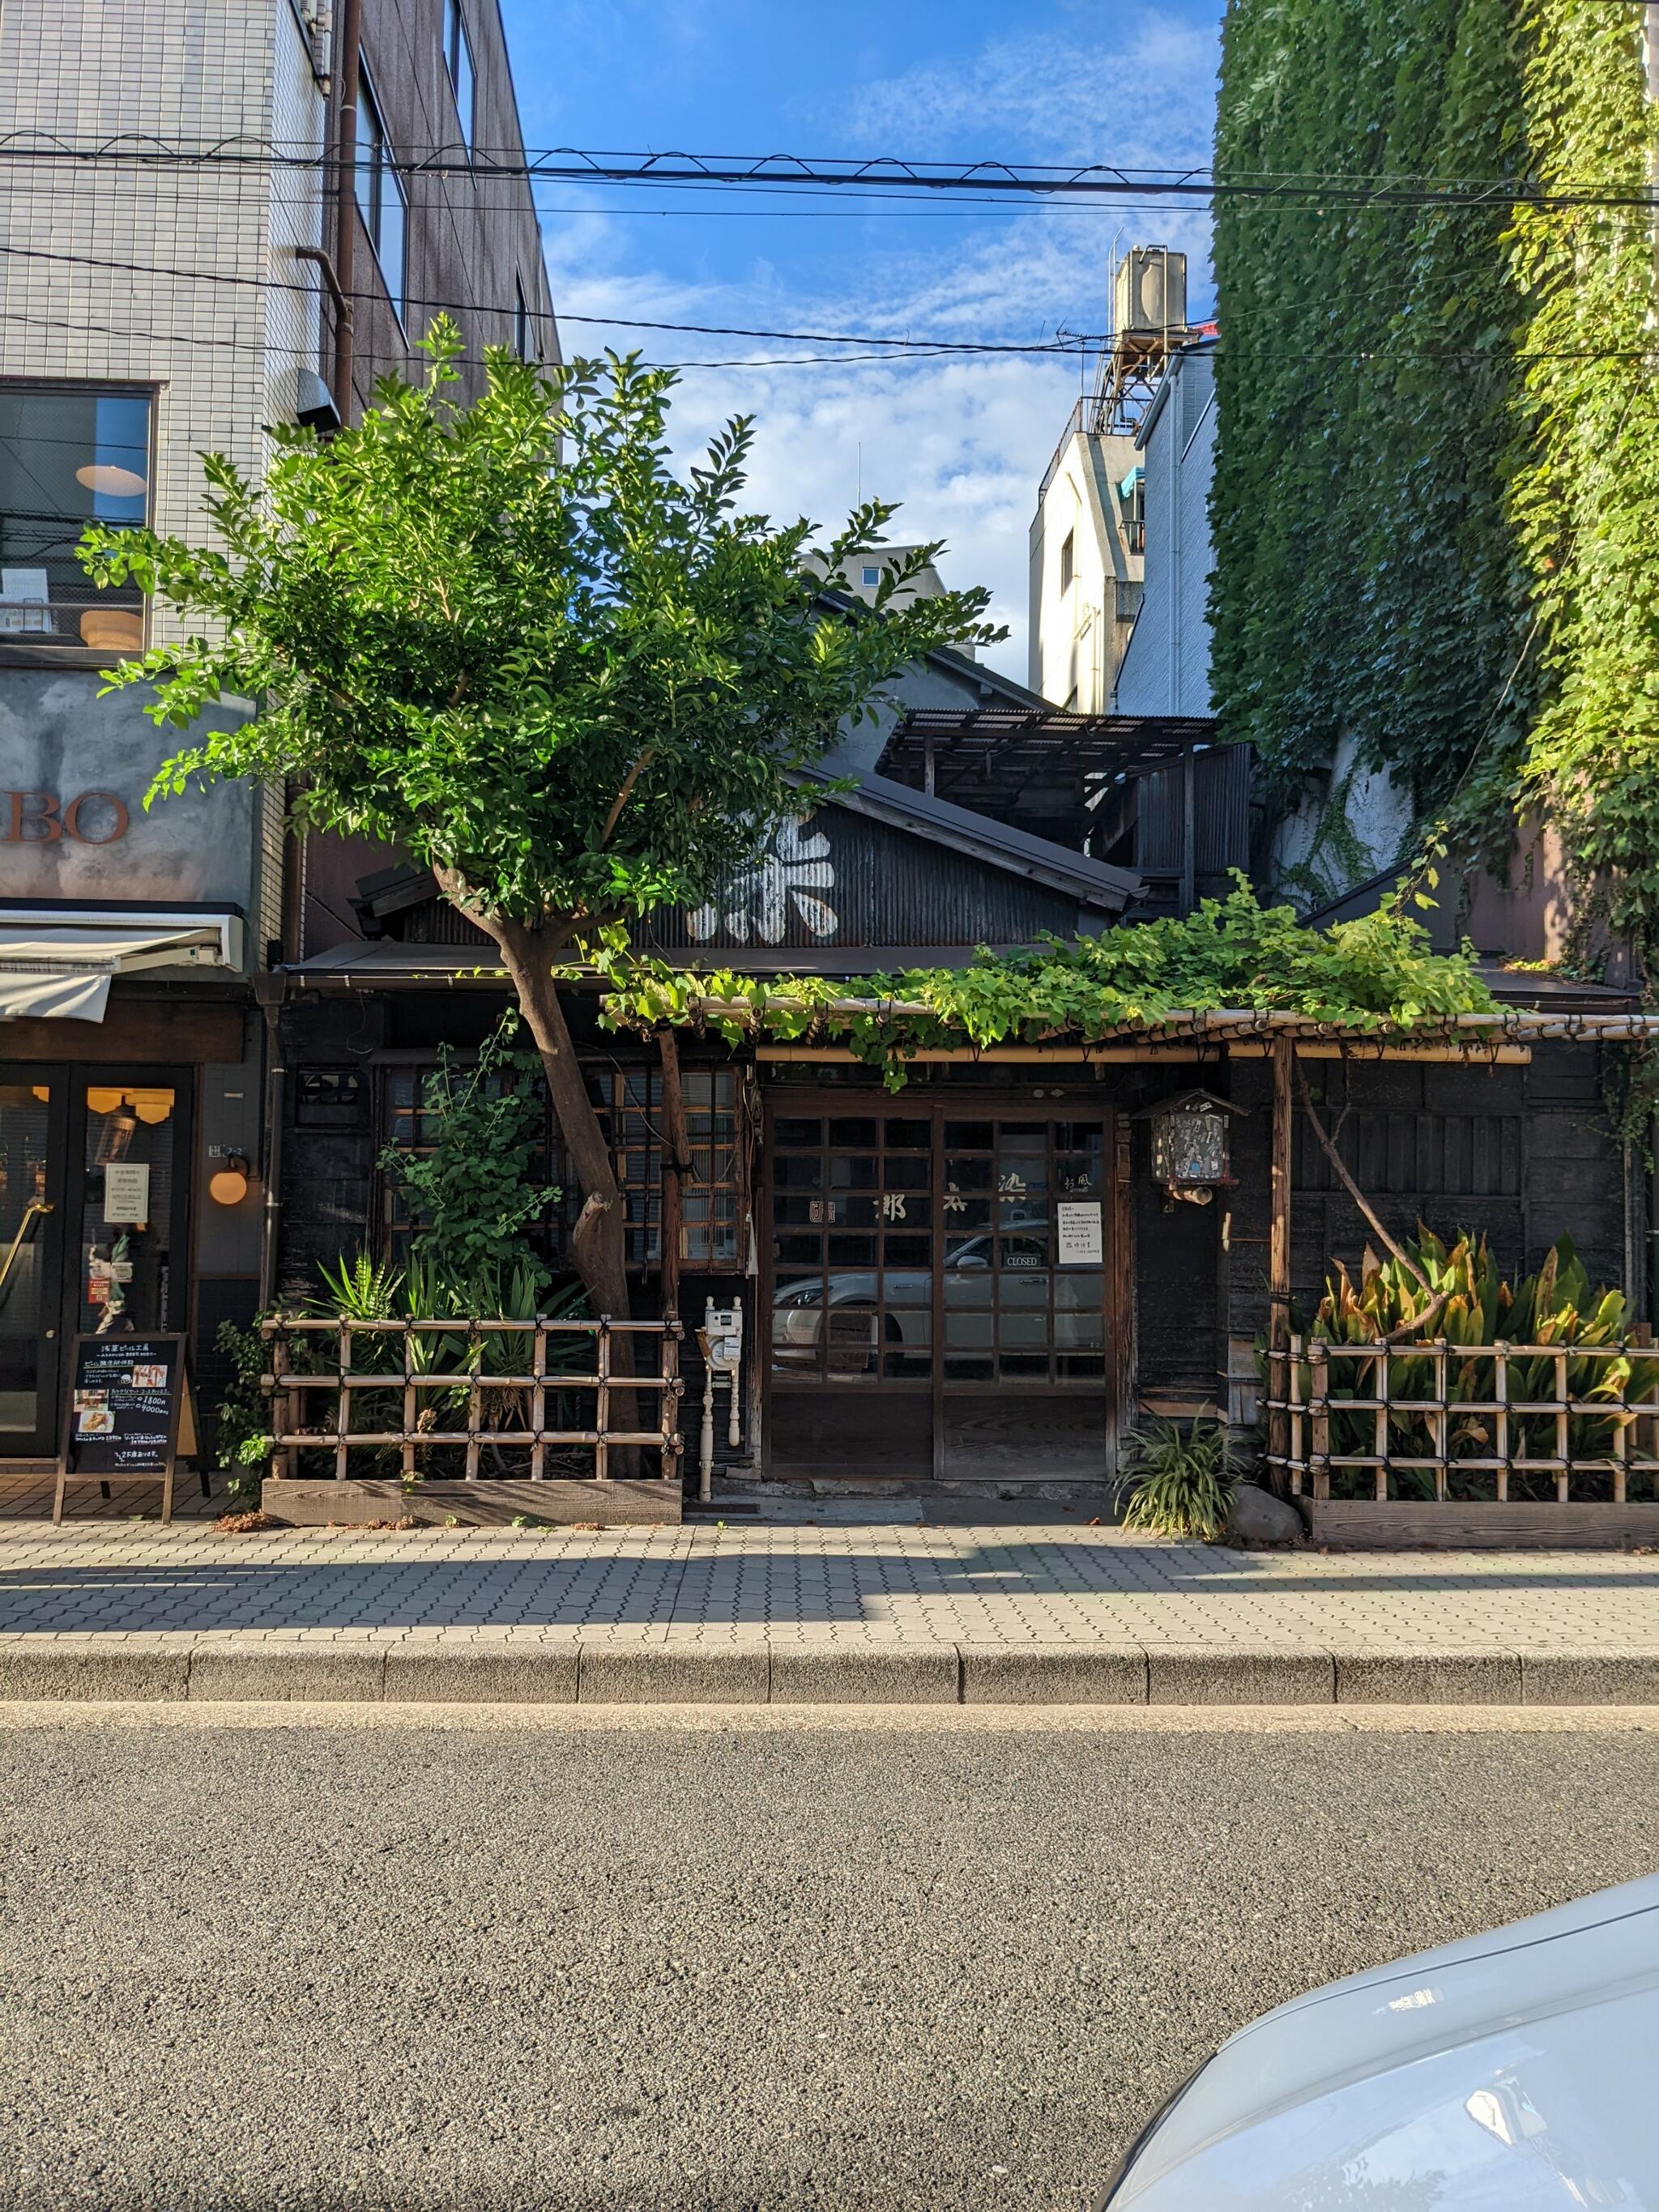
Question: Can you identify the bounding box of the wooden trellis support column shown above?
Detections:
[1267,1035,1294,1491]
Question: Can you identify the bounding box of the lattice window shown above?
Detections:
[587,1065,740,1268]
[379,1059,740,1272]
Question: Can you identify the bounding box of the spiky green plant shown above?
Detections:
[1294,1229,1659,1491]
[1118,1419,1237,1543]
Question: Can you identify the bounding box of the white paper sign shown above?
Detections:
[103,1162,151,1224]
[1056,1200,1103,1267]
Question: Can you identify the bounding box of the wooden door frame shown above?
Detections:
[759,1084,1132,1480]
[56,1064,196,1355]
[0,1065,72,1460]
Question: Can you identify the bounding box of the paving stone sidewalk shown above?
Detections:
[2,1513,1657,1704]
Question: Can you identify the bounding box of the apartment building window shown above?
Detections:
[441,0,475,148]
[356,72,407,324]
[1060,529,1075,594]
[0,384,151,663]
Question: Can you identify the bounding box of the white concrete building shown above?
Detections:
[1114,338,1217,718]
[1027,402,1144,711]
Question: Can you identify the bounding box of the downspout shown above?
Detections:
[331,0,364,418]
[255,976,288,1312]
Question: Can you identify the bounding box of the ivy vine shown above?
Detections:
[1211,0,1657,965]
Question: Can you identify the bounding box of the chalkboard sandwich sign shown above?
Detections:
[55,1333,190,1525]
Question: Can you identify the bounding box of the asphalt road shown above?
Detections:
[6,1707,1659,2212]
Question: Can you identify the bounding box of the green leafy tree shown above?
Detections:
[81,322,998,1340]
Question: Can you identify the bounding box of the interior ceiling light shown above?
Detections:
[75,462,147,497]
[129,1091,173,1125]
[85,1086,123,1115]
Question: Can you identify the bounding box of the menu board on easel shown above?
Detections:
[55,1333,190,1525]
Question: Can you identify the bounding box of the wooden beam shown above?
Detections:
[1267,1034,1294,1494]
[657,1028,692,1322]
[754,1046,1207,1064]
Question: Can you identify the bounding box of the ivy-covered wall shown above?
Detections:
[1211,0,1657,943]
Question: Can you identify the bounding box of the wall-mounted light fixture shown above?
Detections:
[208,1154,252,1207]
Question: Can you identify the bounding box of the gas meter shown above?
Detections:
[695,1298,744,1502]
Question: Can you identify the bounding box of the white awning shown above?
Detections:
[0,910,241,1022]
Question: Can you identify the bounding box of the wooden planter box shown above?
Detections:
[1307,1499,1658,1550]
[261,1477,682,1528]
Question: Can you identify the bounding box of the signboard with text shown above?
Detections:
[55,1332,190,1524]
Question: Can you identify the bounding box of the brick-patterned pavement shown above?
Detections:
[2,1512,1657,1655]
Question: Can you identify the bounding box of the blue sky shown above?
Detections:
[497,1,1222,679]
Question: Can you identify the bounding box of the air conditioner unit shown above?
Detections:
[1114,249,1188,341]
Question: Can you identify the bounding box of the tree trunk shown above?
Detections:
[484,915,641,1471]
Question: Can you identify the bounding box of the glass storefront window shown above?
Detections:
[0,1085,53,1434]
[0,385,151,663]
[79,1086,177,1337]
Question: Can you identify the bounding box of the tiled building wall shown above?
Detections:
[349,0,557,407]
[0,0,331,654]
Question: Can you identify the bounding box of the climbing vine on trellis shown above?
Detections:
[1211,0,1658,961]
[594,879,1496,1085]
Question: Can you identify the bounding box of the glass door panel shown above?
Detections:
[76,1083,183,1336]
[768,1104,1113,1481]
[0,1081,65,1452]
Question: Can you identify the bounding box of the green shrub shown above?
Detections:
[1117,1419,1237,1543]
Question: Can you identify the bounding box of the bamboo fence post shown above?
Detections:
[1374,1340,1390,1502]
[1308,1338,1330,1501]
[1613,1369,1631,1505]
[465,1320,483,1480]
[1493,1341,1509,1502]
[1555,1349,1570,1502]
[531,1318,548,1481]
[1431,1338,1448,1502]
[1288,1332,1304,1494]
[595,1317,611,1482]
[401,1319,416,1479]
[335,1319,352,1481]
[660,1321,682,1482]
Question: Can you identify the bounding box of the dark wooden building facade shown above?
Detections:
[274,701,1649,1492]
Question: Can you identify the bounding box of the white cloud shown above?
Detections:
[534,8,1221,688]
[844,12,1217,169]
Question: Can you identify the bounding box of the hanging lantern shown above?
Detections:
[1134,1089,1242,1206]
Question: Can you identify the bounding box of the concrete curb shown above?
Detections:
[5,1637,1659,1707]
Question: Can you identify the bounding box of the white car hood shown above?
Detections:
[1113,1872,1659,2210]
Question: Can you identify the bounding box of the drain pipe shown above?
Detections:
[255,975,288,1312]
[331,0,364,417]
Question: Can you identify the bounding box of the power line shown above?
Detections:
[0,298,1650,378]
[0,134,1653,211]
[0,241,1102,354]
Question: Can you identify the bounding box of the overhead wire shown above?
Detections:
[0,134,1653,211]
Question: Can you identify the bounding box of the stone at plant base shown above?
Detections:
[1226,1483,1304,1545]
